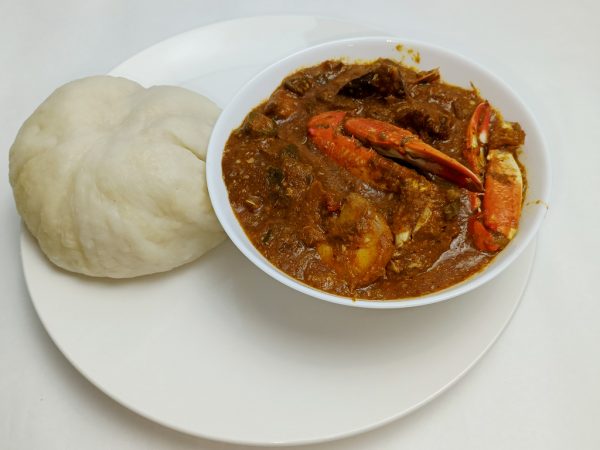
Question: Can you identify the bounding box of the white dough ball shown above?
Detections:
[9,76,225,278]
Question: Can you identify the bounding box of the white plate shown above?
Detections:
[21,16,538,446]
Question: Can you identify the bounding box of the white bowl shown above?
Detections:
[206,36,551,309]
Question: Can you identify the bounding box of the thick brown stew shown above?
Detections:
[223,59,525,299]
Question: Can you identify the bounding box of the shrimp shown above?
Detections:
[316,193,394,288]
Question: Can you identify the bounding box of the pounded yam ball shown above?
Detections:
[9,76,225,278]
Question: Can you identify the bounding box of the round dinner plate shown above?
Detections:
[21,16,538,446]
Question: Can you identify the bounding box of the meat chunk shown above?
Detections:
[394,102,452,140]
[243,112,277,137]
[489,121,525,149]
[281,157,314,200]
[338,60,405,99]
[265,89,300,120]
[284,74,313,96]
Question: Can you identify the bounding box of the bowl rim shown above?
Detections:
[206,35,551,309]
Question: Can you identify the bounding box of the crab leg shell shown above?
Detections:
[344,117,483,192]
[482,150,523,239]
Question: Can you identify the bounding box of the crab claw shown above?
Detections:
[462,101,523,251]
[468,213,502,252]
[464,102,492,211]
[467,149,523,252]
[307,111,419,193]
[464,101,492,177]
[344,117,483,192]
[482,150,523,240]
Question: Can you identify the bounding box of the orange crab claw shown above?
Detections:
[460,101,525,252]
[482,150,523,240]
[344,117,483,192]
[462,101,522,252]
[464,101,492,176]
[307,111,415,192]
[464,102,491,212]
[468,214,501,252]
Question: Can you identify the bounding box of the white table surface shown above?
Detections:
[1,1,599,449]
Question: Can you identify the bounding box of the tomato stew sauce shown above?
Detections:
[222,59,525,299]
